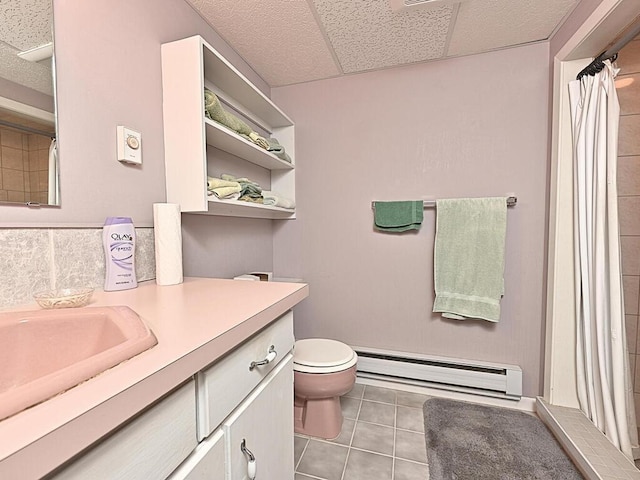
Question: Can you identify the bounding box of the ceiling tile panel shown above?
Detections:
[186,0,340,87]
[0,43,53,95]
[0,0,51,51]
[447,0,578,57]
[312,0,453,73]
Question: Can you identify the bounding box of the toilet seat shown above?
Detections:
[293,338,358,374]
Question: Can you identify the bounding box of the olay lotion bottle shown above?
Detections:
[103,217,137,291]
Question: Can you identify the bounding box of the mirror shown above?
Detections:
[0,0,58,206]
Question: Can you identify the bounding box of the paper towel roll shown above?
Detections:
[153,203,183,285]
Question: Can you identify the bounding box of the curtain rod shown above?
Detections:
[371,196,517,210]
[576,19,640,80]
[0,118,55,138]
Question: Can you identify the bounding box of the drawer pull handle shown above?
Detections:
[249,345,277,371]
[241,439,257,479]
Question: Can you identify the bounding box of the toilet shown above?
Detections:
[293,338,358,439]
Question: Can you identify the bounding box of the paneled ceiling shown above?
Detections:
[0,0,52,95]
[187,0,580,87]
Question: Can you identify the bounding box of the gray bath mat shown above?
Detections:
[424,398,584,480]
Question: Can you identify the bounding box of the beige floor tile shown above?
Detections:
[343,449,393,480]
[396,391,429,408]
[396,406,425,433]
[364,385,397,404]
[329,418,355,446]
[620,198,640,236]
[359,400,396,427]
[341,396,361,420]
[294,435,309,468]
[345,383,364,399]
[295,474,321,480]
[394,430,427,464]
[352,421,395,456]
[296,440,348,480]
[393,459,429,480]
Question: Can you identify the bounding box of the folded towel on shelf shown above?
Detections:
[238,195,264,204]
[248,132,270,150]
[204,90,252,136]
[262,191,295,209]
[239,133,269,150]
[221,174,263,198]
[432,197,507,322]
[373,201,423,232]
[206,176,241,198]
[204,90,270,149]
[266,137,292,163]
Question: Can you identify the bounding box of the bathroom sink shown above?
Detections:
[0,306,157,421]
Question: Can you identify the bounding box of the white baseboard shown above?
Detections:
[355,376,536,412]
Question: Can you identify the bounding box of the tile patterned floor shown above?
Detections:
[294,384,430,480]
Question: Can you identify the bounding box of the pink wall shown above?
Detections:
[0,0,268,226]
[272,43,550,397]
[0,0,273,277]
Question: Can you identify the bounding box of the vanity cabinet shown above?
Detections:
[195,311,294,440]
[224,357,294,480]
[170,357,293,480]
[166,430,226,480]
[161,35,295,219]
[48,311,295,480]
[52,380,197,480]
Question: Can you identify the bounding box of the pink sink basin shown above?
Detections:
[0,306,158,421]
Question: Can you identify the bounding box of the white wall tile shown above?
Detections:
[0,229,51,308]
[0,227,156,309]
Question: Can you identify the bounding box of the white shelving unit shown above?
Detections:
[161,35,295,219]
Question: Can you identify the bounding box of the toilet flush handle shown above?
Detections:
[249,345,277,371]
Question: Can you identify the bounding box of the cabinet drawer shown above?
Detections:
[224,356,294,480]
[168,429,225,480]
[196,311,294,440]
[52,380,197,480]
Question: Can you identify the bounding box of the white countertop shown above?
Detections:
[0,277,309,479]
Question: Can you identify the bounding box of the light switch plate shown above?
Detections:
[117,126,142,164]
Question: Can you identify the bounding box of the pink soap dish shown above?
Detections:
[33,288,94,309]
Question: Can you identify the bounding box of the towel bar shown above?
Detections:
[371,196,517,210]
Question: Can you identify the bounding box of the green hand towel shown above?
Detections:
[204,89,252,136]
[432,197,507,322]
[374,201,423,232]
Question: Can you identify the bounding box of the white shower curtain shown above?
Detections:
[569,60,638,460]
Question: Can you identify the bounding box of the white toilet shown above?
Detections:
[293,338,358,439]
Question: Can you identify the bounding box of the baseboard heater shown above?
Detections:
[352,346,522,400]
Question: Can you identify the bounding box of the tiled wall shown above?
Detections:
[0,228,155,310]
[616,38,640,426]
[0,126,52,204]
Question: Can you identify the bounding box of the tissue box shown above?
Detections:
[249,272,273,281]
[233,274,260,281]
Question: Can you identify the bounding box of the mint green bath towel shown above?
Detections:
[374,201,423,232]
[432,197,507,322]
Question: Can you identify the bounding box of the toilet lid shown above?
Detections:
[293,338,357,373]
